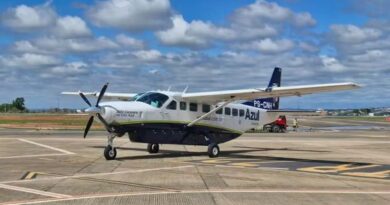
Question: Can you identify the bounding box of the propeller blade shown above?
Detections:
[97,113,112,132]
[79,92,92,107]
[84,116,94,138]
[96,83,109,106]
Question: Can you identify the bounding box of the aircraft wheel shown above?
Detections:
[104,145,117,160]
[208,143,220,158]
[147,143,159,153]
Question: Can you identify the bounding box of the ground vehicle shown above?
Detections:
[263,115,287,133]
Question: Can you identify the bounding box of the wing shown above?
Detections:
[61,92,138,101]
[182,82,360,103]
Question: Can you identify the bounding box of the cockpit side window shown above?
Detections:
[136,92,169,108]
[132,93,144,100]
[225,107,231,115]
[167,100,177,110]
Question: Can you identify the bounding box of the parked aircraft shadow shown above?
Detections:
[89,145,347,164]
[90,145,261,160]
[232,146,330,153]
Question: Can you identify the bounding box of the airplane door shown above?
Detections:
[160,107,170,120]
[161,100,177,120]
[232,108,241,125]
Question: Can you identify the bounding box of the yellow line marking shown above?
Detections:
[201,159,231,164]
[342,170,390,179]
[297,164,380,173]
[24,172,36,180]
[230,162,258,167]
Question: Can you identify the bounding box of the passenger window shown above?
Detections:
[216,107,222,114]
[180,101,187,110]
[225,107,231,115]
[167,100,177,110]
[202,104,210,113]
[232,108,238,116]
[190,103,198,112]
[239,109,245,117]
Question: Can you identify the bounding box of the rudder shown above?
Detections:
[242,67,281,110]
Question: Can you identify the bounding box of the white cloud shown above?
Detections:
[321,56,347,72]
[1,3,57,32]
[293,12,316,27]
[299,42,319,53]
[86,0,172,31]
[348,50,385,62]
[231,0,290,26]
[115,34,145,49]
[13,36,119,54]
[156,0,314,49]
[13,40,42,53]
[0,53,60,68]
[53,16,91,38]
[156,15,209,48]
[235,38,295,54]
[330,24,382,44]
[133,50,162,61]
[156,15,278,49]
[230,0,315,27]
[39,62,90,79]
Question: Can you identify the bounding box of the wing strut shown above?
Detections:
[187,99,235,127]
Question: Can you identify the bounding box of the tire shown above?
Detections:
[263,125,272,133]
[147,143,159,153]
[208,144,220,158]
[104,145,117,160]
[272,125,281,133]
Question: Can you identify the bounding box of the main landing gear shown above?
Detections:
[207,143,220,158]
[104,133,117,160]
[147,143,159,153]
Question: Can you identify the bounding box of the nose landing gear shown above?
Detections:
[104,133,117,160]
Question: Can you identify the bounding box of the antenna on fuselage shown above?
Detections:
[182,85,188,94]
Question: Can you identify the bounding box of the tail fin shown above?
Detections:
[242,67,281,110]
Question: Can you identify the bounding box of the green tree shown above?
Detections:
[12,97,26,111]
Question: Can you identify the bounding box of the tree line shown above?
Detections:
[0,97,27,112]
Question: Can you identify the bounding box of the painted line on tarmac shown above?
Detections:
[0,153,70,160]
[1,165,194,184]
[18,139,75,155]
[235,139,390,143]
[0,138,106,141]
[0,183,71,199]
[186,159,390,180]
[216,165,289,171]
[3,189,390,205]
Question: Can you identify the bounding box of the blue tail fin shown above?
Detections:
[242,67,281,110]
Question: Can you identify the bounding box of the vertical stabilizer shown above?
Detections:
[242,67,281,110]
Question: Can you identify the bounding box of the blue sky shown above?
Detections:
[0,0,389,109]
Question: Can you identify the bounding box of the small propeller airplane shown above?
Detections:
[62,67,360,160]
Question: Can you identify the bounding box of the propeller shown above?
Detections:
[79,83,112,138]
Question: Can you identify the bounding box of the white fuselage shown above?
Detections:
[99,91,278,134]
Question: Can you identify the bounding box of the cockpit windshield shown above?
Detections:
[136,92,169,108]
